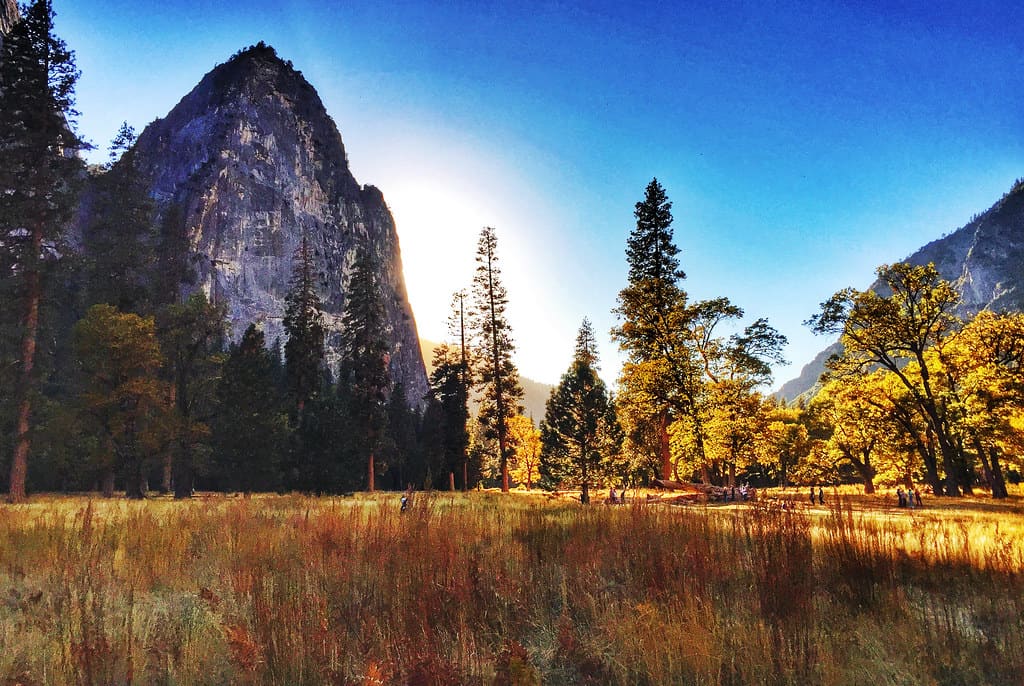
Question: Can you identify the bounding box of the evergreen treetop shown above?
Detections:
[626,178,684,286]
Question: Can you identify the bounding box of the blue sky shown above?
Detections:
[55,0,1024,388]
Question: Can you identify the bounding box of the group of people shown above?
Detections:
[607,486,627,504]
[896,487,923,508]
[809,486,825,505]
[725,485,751,502]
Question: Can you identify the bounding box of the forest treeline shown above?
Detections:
[2,1,1021,502]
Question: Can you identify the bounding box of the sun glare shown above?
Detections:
[386,179,494,342]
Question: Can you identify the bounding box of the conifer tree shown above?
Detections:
[338,246,391,491]
[540,319,612,503]
[427,343,471,489]
[212,324,288,493]
[82,122,157,314]
[468,227,523,492]
[380,382,419,489]
[612,179,694,481]
[613,180,785,485]
[152,203,195,307]
[283,231,326,412]
[0,0,83,501]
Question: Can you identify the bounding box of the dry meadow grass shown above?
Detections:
[1,489,1022,685]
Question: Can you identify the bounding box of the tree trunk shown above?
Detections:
[449,472,455,491]
[368,452,375,492]
[8,229,42,504]
[126,457,147,500]
[173,458,193,499]
[937,436,962,497]
[9,397,31,503]
[161,384,177,494]
[920,430,943,496]
[974,437,1008,499]
[161,454,173,494]
[580,481,589,504]
[658,410,672,481]
[101,467,116,498]
[462,461,468,491]
[988,446,1009,499]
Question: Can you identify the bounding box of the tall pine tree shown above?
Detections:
[338,246,391,492]
[612,179,693,481]
[283,231,326,412]
[469,227,523,492]
[1,0,83,501]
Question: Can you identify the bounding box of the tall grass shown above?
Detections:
[1,493,1022,685]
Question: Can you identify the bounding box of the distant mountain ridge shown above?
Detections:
[778,179,1024,401]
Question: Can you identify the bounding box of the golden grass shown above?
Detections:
[1,491,1022,685]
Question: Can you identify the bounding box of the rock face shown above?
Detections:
[778,179,1024,400]
[0,0,17,36]
[130,44,428,405]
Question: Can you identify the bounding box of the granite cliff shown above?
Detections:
[126,44,428,404]
[0,0,17,35]
[779,179,1024,401]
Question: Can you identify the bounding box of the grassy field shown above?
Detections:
[1,490,1022,685]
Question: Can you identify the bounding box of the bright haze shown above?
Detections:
[57,1,1024,389]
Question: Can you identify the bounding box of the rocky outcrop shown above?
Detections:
[779,179,1024,401]
[0,0,17,36]
[129,44,428,405]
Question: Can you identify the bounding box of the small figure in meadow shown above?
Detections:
[810,486,816,505]
[896,488,905,507]
[400,494,409,513]
[907,486,915,509]
[915,488,923,507]
[609,486,617,504]
[818,487,824,505]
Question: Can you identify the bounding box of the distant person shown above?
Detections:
[818,487,824,505]
[400,494,409,513]
[609,486,617,504]
[896,488,905,508]
[810,486,816,505]
[907,486,915,509]
[915,488,923,507]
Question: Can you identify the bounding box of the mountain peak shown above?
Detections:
[120,47,429,406]
[215,41,305,89]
